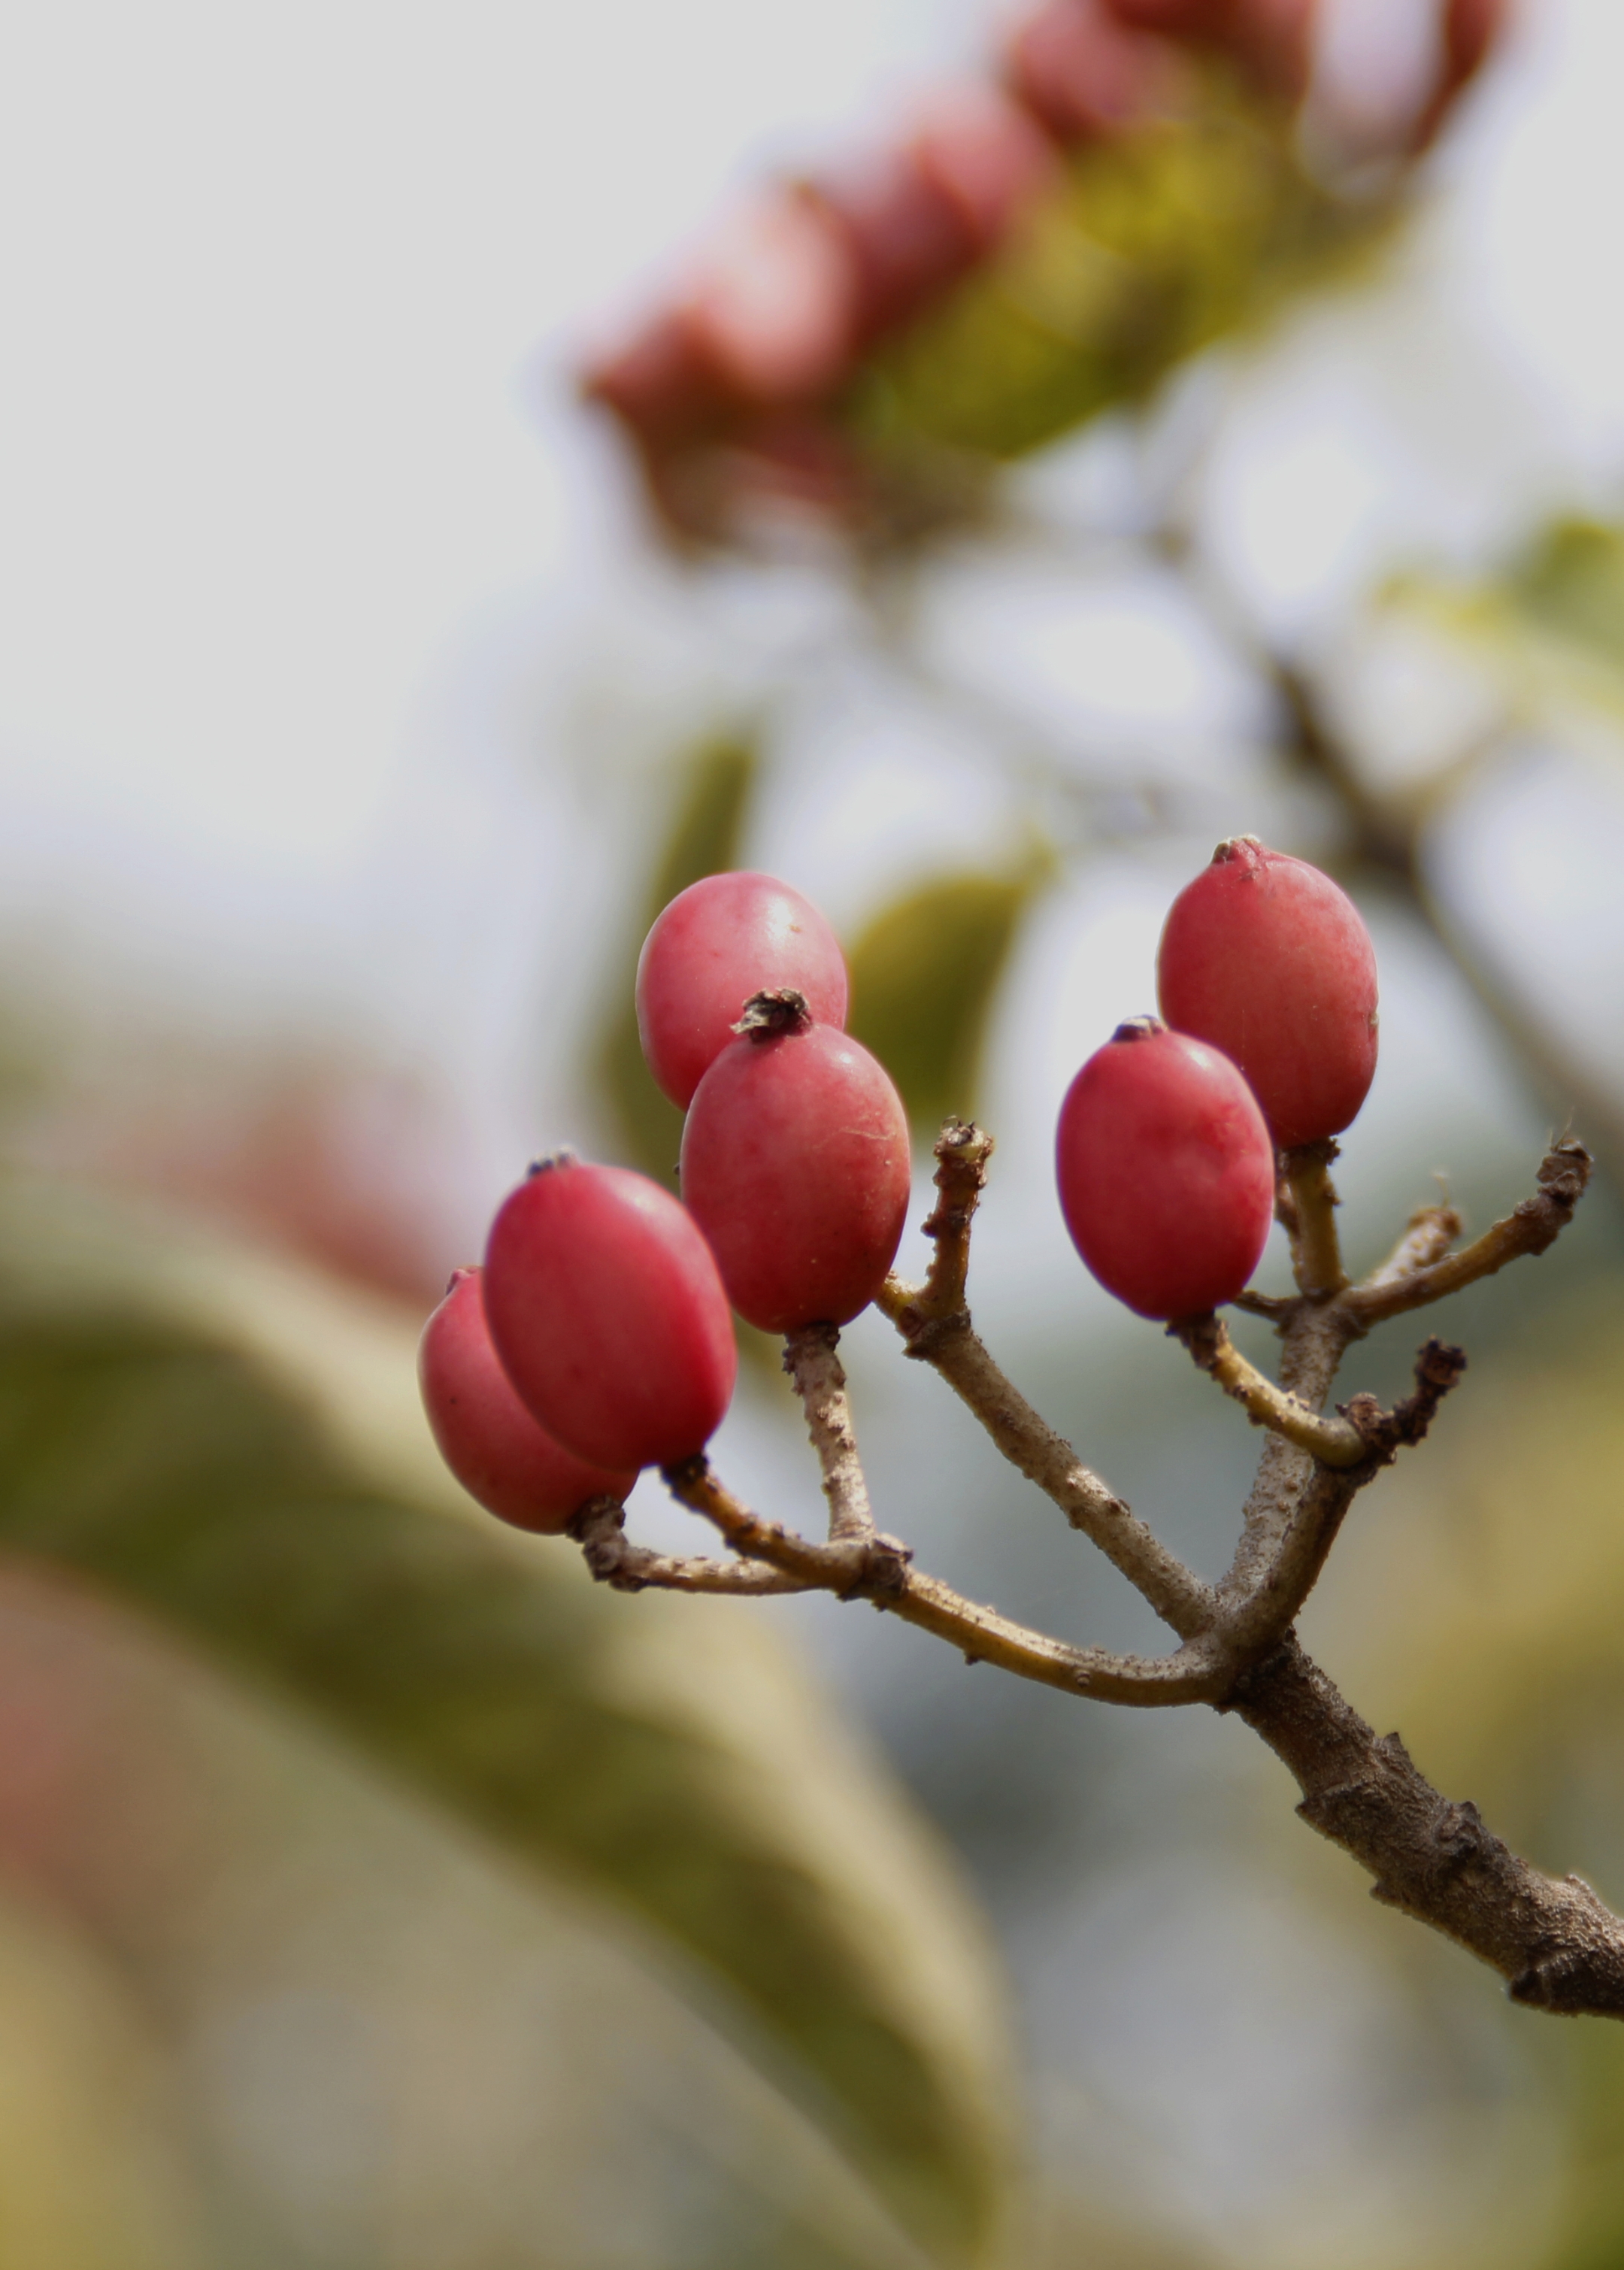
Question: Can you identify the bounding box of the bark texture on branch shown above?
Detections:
[586,1107,1610,2017]
[1234,1635,1624,2016]
[1343,1136,1592,1326]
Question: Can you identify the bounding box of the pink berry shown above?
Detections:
[483,1156,737,1471]
[680,1001,910,1335]
[1056,1019,1274,1320]
[1156,836,1379,1150]
[582,311,729,449]
[680,192,859,409]
[1005,0,1183,144]
[418,1268,636,1532]
[810,152,980,344]
[635,871,850,1110]
[905,83,1059,257]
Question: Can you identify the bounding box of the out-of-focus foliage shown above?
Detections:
[1507,518,1624,674]
[847,862,1048,1139]
[590,0,1474,553]
[857,95,1390,473]
[0,1887,203,2268]
[0,1177,1016,2267]
[2,1551,993,2270]
[1386,516,1624,735]
[597,730,757,1178]
[1321,1293,1624,2270]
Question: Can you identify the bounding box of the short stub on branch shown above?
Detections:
[1338,1336,1468,1465]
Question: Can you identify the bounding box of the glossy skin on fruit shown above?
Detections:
[1056,1020,1274,1320]
[483,1159,737,1471]
[1156,837,1379,1149]
[680,1022,911,1334]
[418,1268,636,1532]
[636,871,850,1109]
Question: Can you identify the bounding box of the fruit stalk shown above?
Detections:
[783,1323,876,1547]
[1276,1140,1350,1299]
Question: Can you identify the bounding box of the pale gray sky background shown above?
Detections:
[3,0,1623,1065]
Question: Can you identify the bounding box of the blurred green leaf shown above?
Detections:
[847,865,1047,1139]
[0,1180,1015,2267]
[1383,517,1624,737]
[851,95,1395,466]
[596,730,758,1180]
[1508,517,1624,669]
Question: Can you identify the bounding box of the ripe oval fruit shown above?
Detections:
[483,1157,737,1471]
[1156,837,1379,1149]
[636,871,850,1109]
[419,1267,636,1531]
[1056,1019,1274,1320]
[680,1007,910,1334]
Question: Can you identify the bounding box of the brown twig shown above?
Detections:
[1363,1199,1463,1290]
[877,1124,1212,1638]
[1172,1313,1467,1474]
[586,1102,1606,2013]
[783,1323,875,1544]
[1232,1287,1298,1323]
[1235,1635,1624,2017]
[567,1499,813,1596]
[916,1115,992,1318]
[1278,1141,1350,1297]
[1343,1135,1592,1326]
[1217,1295,1359,1605]
[1220,1338,1467,1652]
[881,1293,1215,1636]
[1171,1313,1368,1465]
[661,1457,1229,1705]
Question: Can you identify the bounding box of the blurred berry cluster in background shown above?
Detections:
[586,0,1501,545]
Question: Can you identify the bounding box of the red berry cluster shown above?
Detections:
[1056,837,1377,1320]
[582,0,1505,532]
[420,873,910,1532]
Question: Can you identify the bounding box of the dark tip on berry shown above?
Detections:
[1212,835,1264,866]
[526,1147,580,1178]
[733,988,813,1040]
[1111,1015,1167,1044]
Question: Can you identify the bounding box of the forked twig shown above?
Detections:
[877,1123,1212,1637]
[1343,1136,1591,1325]
[1171,1313,1369,1466]
[568,1500,814,1595]
[565,1112,1622,2013]
[660,1455,1229,1705]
